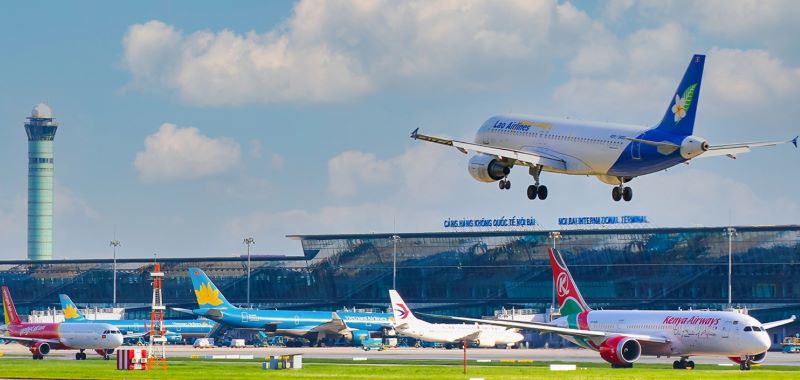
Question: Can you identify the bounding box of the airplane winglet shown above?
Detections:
[792,136,798,148]
[410,128,419,140]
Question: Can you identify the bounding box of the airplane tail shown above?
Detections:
[654,54,705,136]
[59,294,87,321]
[2,286,22,325]
[188,267,236,309]
[549,248,592,316]
[389,290,418,324]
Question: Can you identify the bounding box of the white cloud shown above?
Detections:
[705,48,800,105]
[55,183,99,219]
[134,123,241,183]
[121,0,623,105]
[327,151,395,197]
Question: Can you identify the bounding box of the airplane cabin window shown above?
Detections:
[744,326,752,332]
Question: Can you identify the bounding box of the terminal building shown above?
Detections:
[2,225,799,344]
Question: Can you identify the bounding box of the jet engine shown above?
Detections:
[599,336,641,366]
[30,342,50,356]
[474,337,497,348]
[680,135,709,159]
[728,351,767,364]
[468,154,509,183]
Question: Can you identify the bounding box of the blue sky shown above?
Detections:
[1,0,798,259]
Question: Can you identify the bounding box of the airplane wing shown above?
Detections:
[420,314,669,344]
[699,136,797,159]
[309,312,349,335]
[411,128,567,170]
[762,315,796,330]
[0,335,61,345]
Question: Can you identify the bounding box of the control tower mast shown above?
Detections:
[25,104,58,261]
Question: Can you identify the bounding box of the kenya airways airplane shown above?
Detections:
[412,54,797,202]
[389,290,523,348]
[0,286,123,360]
[431,249,796,371]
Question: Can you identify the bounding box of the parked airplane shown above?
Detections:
[178,268,392,345]
[389,289,523,348]
[59,294,214,344]
[0,286,123,360]
[428,249,796,370]
[412,54,797,202]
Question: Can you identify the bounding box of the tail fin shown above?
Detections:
[389,290,418,323]
[2,286,22,325]
[549,248,591,316]
[188,268,236,309]
[59,294,87,321]
[654,54,705,136]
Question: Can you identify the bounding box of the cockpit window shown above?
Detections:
[753,326,762,332]
[744,326,752,332]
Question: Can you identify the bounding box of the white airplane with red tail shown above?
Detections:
[0,286,123,360]
[428,249,796,371]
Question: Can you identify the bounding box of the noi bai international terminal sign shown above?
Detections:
[442,215,649,229]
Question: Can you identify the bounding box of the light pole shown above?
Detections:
[391,234,401,289]
[243,237,255,309]
[548,231,562,318]
[110,240,121,308]
[725,227,737,310]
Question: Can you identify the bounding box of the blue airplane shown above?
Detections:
[59,294,214,344]
[180,267,392,344]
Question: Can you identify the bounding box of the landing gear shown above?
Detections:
[611,363,633,368]
[103,354,111,360]
[499,179,511,190]
[526,166,548,200]
[32,354,44,360]
[739,356,753,371]
[612,185,633,202]
[672,357,694,370]
[76,350,87,360]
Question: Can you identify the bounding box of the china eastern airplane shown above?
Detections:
[428,249,796,371]
[0,286,123,360]
[389,290,523,348]
[412,54,797,202]
[59,294,214,344]
[176,268,392,344]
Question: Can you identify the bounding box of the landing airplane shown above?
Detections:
[0,286,123,360]
[427,249,796,370]
[178,268,392,345]
[59,294,214,344]
[389,289,523,348]
[412,54,797,202]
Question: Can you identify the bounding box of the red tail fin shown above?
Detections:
[548,248,591,316]
[2,286,22,325]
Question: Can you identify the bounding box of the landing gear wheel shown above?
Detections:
[81,352,87,360]
[622,186,633,202]
[75,353,81,360]
[673,360,682,369]
[740,362,751,371]
[499,180,511,190]
[686,361,695,370]
[612,187,622,201]
[537,185,548,200]
[104,354,111,360]
[527,185,538,200]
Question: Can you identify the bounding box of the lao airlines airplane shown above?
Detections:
[429,249,796,371]
[0,286,124,360]
[389,290,523,348]
[412,54,797,201]
[177,268,392,344]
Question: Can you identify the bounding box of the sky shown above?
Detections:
[0,0,798,260]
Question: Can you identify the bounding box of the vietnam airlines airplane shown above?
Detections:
[59,294,214,344]
[178,268,392,345]
[429,249,796,371]
[412,54,797,201]
[389,289,523,348]
[0,286,123,360]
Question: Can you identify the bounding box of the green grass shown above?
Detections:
[0,357,798,379]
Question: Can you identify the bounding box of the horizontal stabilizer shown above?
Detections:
[699,136,798,159]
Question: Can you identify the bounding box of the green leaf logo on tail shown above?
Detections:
[672,83,697,124]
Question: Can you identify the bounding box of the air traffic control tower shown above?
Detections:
[25,104,58,260]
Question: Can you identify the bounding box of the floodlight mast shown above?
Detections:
[243,237,255,309]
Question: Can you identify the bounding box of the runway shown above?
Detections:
[1,345,799,366]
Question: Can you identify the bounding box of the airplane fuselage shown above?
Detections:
[196,308,392,337]
[395,320,523,346]
[554,310,770,357]
[69,318,214,339]
[476,114,695,180]
[2,322,123,350]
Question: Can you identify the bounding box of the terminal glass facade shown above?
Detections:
[2,226,799,330]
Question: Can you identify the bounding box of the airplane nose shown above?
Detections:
[758,333,771,351]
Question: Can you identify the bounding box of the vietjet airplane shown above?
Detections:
[389,290,523,348]
[0,286,123,360]
[429,249,796,371]
[59,294,214,344]
[176,268,392,344]
[412,54,797,202]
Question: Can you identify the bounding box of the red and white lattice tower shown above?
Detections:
[147,262,167,370]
